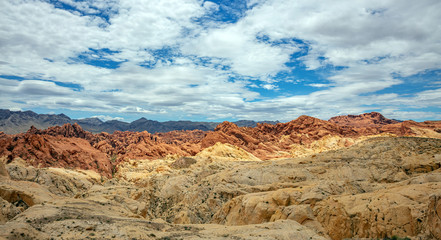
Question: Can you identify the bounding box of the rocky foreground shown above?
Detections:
[1,112,441,239]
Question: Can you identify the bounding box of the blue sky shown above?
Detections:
[1,0,441,122]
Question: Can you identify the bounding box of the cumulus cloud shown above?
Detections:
[0,79,74,97]
[182,24,297,77]
[0,0,440,121]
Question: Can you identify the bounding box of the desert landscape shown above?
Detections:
[2,0,441,239]
[1,112,441,239]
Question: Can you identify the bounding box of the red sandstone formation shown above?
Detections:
[201,116,358,159]
[91,130,200,162]
[155,130,206,145]
[201,114,441,159]
[329,112,399,127]
[0,132,112,177]
[327,112,441,136]
[27,123,95,139]
[1,112,440,177]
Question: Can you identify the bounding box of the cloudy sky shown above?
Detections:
[1,0,441,122]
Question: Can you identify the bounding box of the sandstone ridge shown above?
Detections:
[329,112,400,127]
[1,136,441,239]
[1,112,441,178]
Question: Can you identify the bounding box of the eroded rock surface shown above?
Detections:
[427,194,441,239]
[0,158,326,240]
[329,112,400,127]
[1,113,441,239]
[0,137,428,239]
[2,112,441,178]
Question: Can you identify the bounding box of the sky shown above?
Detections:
[1,0,441,122]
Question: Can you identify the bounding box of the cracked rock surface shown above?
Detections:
[1,137,441,239]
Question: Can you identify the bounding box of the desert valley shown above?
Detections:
[1,112,441,239]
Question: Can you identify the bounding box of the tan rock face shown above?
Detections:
[0,197,21,224]
[314,183,441,239]
[170,156,197,169]
[0,162,326,240]
[196,142,261,162]
[427,194,441,239]
[102,137,441,239]
[212,188,303,225]
[0,158,8,178]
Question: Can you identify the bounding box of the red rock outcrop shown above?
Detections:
[329,112,399,127]
[329,112,441,136]
[0,132,112,177]
[28,123,94,140]
[92,130,200,162]
[378,120,441,137]
[0,124,203,177]
[202,116,367,159]
[1,113,441,177]
[155,130,205,144]
[202,121,260,149]
[201,114,441,159]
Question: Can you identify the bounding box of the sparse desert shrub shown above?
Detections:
[110,154,117,162]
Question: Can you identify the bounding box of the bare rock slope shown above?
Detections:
[2,112,441,239]
[1,136,441,239]
[329,111,400,127]
[1,112,441,178]
[0,157,325,240]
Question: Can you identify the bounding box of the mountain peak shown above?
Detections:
[131,117,154,124]
[57,113,71,119]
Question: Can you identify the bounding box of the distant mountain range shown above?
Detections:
[0,109,280,134]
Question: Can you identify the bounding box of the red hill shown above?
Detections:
[329,112,399,127]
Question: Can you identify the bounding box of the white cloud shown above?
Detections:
[0,0,440,121]
[203,1,219,12]
[104,0,204,51]
[91,115,124,122]
[308,83,329,88]
[414,88,441,105]
[262,84,278,90]
[380,109,441,121]
[8,107,22,111]
[0,0,104,61]
[182,14,299,77]
[0,79,75,97]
